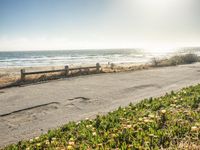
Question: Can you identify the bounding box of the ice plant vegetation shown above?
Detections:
[4,84,200,149]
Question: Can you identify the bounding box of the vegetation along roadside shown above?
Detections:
[3,84,200,149]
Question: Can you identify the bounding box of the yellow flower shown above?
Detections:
[35,137,39,140]
[36,143,41,147]
[76,121,81,125]
[92,132,97,136]
[138,118,143,121]
[111,134,116,137]
[144,119,150,123]
[29,139,33,142]
[67,145,73,149]
[160,109,166,114]
[45,140,50,145]
[68,141,75,145]
[86,125,92,128]
[170,104,176,107]
[97,143,103,147]
[191,126,199,132]
[148,114,155,118]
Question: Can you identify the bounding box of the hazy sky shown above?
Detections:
[1,0,200,51]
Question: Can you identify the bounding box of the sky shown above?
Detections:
[0,0,200,51]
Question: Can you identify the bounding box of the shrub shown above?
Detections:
[182,53,199,64]
[151,53,199,67]
[168,55,184,66]
[151,57,160,67]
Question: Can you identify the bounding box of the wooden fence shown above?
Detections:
[20,63,101,81]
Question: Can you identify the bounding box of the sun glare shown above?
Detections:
[137,0,180,8]
[142,44,177,54]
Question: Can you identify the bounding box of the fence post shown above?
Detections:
[96,63,100,73]
[79,69,82,75]
[21,69,25,81]
[86,68,90,74]
[65,65,69,77]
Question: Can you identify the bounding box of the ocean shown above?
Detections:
[0,48,198,68]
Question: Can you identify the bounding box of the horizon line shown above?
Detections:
[1,46,200,52]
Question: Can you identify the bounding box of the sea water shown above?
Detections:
[0,48,197,68]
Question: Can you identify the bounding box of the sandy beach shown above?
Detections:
[1,63,200,147]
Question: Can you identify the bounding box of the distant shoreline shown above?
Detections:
[1,47,200,68]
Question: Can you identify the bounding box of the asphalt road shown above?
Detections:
[1,63,200,147]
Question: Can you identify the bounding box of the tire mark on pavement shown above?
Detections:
[0,102,60,117]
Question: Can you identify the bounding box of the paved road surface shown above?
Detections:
[1,63,200,147]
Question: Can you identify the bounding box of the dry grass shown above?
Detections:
[0,65,150,88]
[101,64,149,73]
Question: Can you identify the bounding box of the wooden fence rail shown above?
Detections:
[20,63,101,81]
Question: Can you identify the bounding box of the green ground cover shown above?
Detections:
[4,84,200,150]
